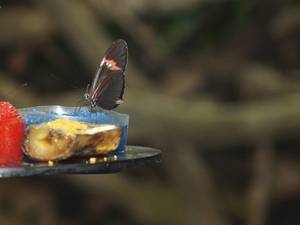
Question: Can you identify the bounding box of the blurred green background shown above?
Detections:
[1,0,300,224]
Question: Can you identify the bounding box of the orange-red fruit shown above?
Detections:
[0,101,24,165]
[0,101,20,119]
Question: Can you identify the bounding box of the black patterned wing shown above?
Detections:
[87,39,128,110]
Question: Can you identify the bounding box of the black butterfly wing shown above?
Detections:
[89,39,128,110]
[93,70,125,109]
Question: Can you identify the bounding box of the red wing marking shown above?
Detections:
[102,57,122,71]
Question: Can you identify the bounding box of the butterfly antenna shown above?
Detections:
[1,83,28,99]
[51,74,85,94]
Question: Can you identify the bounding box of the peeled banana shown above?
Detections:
[22,118,123,161]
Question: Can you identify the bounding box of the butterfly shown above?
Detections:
[84,39,128,110]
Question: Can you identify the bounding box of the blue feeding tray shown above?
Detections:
[18,105,129,153]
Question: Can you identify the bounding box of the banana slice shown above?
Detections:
[22,118,123,161]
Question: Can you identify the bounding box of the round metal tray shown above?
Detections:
[0,146,161,177]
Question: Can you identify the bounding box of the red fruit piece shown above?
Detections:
[0,101,24,165]
[0,101,20,119]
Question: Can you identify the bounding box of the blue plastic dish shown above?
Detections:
[18,105,129,152]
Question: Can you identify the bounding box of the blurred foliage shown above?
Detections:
[1,0,300,225]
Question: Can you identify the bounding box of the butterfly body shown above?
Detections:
[84,39,128,110]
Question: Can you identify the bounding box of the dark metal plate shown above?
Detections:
[0,146,161,177]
